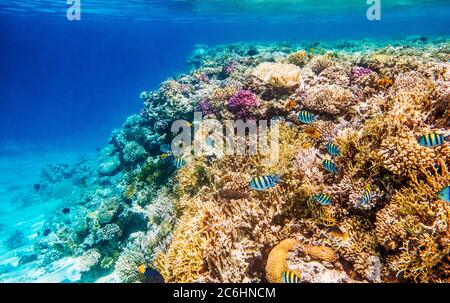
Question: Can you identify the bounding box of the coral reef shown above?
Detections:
[29,37,450,283]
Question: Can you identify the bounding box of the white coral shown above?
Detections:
[252,62,302,88]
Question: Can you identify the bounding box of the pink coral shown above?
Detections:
[197,97,216,116]
[352,66,373,79]
[228,89,259,119]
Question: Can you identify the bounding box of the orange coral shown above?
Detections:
[265,239,298,283]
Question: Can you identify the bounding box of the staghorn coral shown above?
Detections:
[287,50,310,67]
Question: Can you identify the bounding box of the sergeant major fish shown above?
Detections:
[322,159,338,174]
[281,271,301,283]
[250,174,283,191]
[313,193,332,206]
[360,184,374,205]
[297,111,317,125]
[325,142,341,157]
[418,133,450,148]
[172,156,187,169]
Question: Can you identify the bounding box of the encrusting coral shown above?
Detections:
[265,239,298,283]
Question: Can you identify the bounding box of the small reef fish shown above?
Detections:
[304,126,321,139]
[33,184,41,191]
[417,133,449,147]
[138,264,165,283]
[217,189,251,200]
[360,184,374,205]
[377,78,393,86]
[313,193,332,206]
[43,228,51,236]
[325,142,341,157]
[172,156,187,169]
[322,159,338,174]
[160,143,171,153]
[437,186,450,203]
[297,111,317,124]
[160,153,170,159]
[281,271,301,283]
[284,99,297,110]
[62,208,70,214]
[327,226,349,241]
[250,174,283,191]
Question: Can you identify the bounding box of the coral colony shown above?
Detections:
[23,37,450,283]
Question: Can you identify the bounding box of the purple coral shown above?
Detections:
[222,62,236,76]
[228,90,259,119]
[352,66,373,79]
[197,97,216,116]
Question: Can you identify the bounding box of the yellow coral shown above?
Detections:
[287,50,309,67]
[265,239,298,283]
[302,244,338,262]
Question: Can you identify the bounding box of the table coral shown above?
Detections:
[252,62,302,89]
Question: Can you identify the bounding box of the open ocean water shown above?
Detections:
[0,0,449,283]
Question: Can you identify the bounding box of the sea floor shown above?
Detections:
[0,143,97,282]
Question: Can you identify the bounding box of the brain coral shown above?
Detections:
[252,62,302,89]
[265,239,298,283]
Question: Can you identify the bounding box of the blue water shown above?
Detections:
[1,1,449,148]
[0,0,449,282]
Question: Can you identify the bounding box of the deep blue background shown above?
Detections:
[0,7,449,149]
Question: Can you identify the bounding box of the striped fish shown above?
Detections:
[325,142,341,157]
[360,185,373,205]
[249,174,282,191]
[297,111,317,124]
[281,271,301,283]
[322,159,338,174]
[418,133,449,147]
[160,143,171,153]
[437,186,450,203]
[313,193,332,206]
[171,156,186,169]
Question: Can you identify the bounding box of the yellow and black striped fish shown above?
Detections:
[418,133,449,147]
[313,193,332,206]
[250,174,282,191]
[322,159,338,174]
[360,184,373,205]
[297,111,317,124]
[171,156,186,169]
[281,271,301,283]
[325,142,341,157]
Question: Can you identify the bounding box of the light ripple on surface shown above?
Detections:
[0,0,449,22]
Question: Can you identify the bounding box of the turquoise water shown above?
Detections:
[0,0,449,283]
